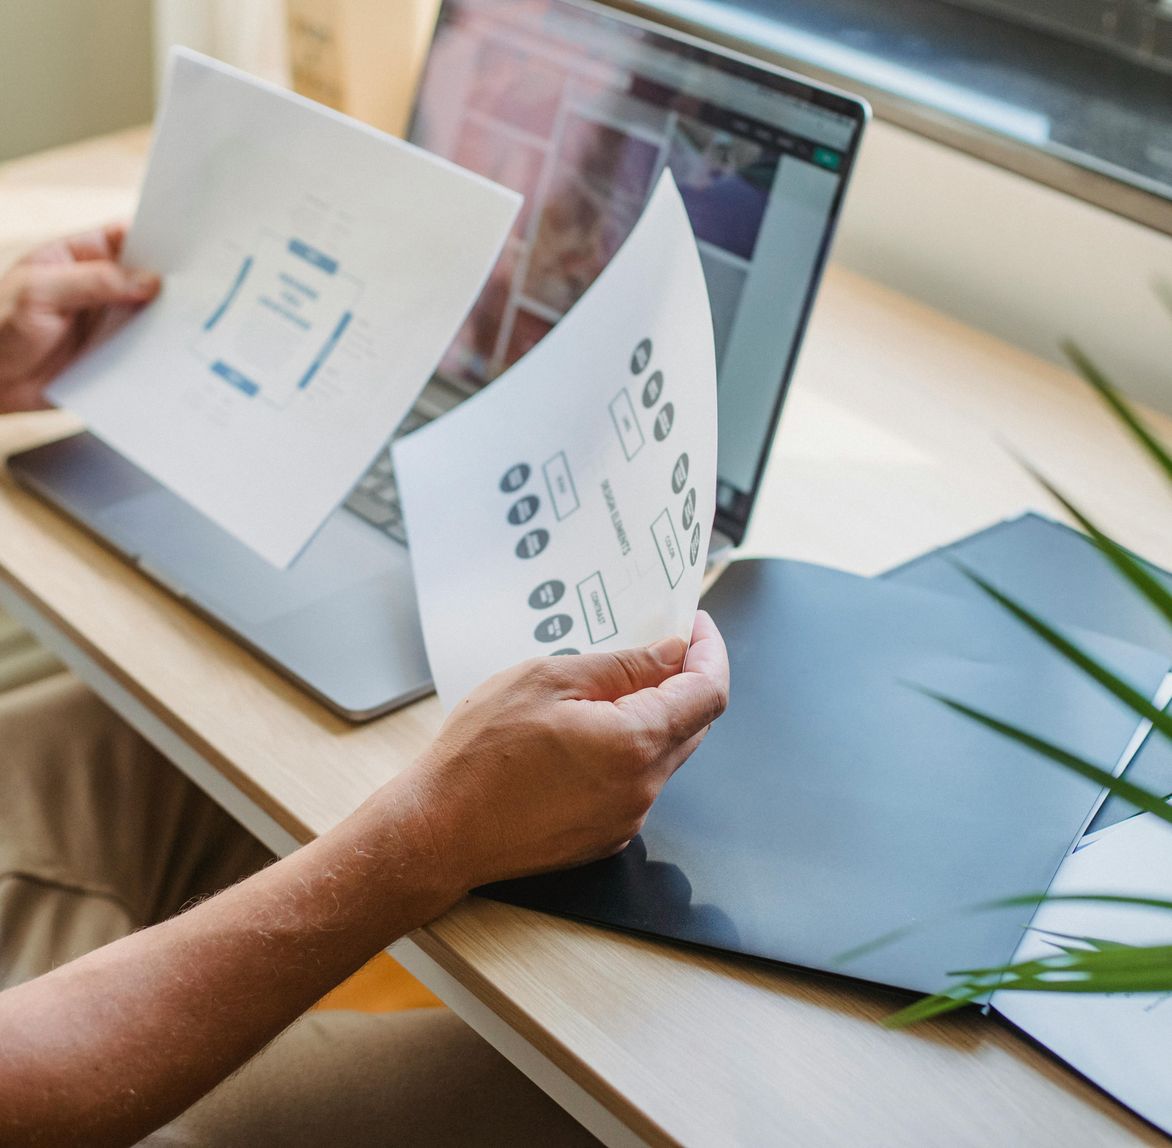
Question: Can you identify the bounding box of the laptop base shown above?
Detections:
[8,431,432,721]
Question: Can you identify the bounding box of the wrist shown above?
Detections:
[329,771,469,934]
[381,763,477,906]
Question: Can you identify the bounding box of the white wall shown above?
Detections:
[831,119,1172,414]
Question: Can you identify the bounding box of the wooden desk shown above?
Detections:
[2,128,1170,1147]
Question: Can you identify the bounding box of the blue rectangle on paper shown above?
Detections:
[298,310,352,390]
[211,360,259,396]
[203,255,253,330]
[288,238,338,275]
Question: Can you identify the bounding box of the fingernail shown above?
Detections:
[130,269,159,293]
[648,636,685,665]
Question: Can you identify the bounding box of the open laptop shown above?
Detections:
[8,0,868,720]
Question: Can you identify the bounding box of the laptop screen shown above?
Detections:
[410,0,866,544]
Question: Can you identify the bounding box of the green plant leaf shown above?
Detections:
[990,891,1172,914]
[952,565,1172,743]
[885,943,1172,1027]
[841,894,1172,966]
[1023,467,1172,633]
[953,944,1172,990]
[885,331,1172,1028]
[884,697,1172,1015]
[1037,934,1131,954]
[883,986,985,1027]
[921,691,1172,826]
[1062,340,1172,483]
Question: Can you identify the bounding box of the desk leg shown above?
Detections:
[392,937,649,1148]
[0,583,651,1148]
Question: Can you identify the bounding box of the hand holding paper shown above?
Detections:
[395,172,717,709]
[47,49,520,568]
[0,224,159,413]
[406,609,729,887]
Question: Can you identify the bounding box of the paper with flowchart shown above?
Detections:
[47,48,519,567]
[395,172,717,709]
[993,810,1172,1136]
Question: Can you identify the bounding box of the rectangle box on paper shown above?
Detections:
[651,508,685,588]
[543,451,579,520]
[609,388,644,461]
[577,571,618,644]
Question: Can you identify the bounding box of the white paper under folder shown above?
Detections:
[994,808,1172,1137]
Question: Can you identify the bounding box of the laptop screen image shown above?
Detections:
[409,0,867,544]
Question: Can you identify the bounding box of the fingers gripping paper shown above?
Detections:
[47,49,519,568]
[395,173,717,710]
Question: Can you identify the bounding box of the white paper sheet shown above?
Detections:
[994,810,1172,1135]
[47,49,519,568]
[394,172,716,709]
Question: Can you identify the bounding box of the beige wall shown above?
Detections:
[0,0,154,163]
[832,120,1172,415]
[152,0,289,92]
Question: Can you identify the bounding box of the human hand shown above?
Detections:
[401,611,729,892]
[0,224,160,413]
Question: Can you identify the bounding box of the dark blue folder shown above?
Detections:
[481,536,1169,995]
[884,513,1172,833]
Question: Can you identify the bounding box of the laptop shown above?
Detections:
[8,0,868,720]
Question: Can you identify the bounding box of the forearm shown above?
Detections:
[0,619,729,1145]
[0,774,460,1147]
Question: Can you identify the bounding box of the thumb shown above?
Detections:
[559,635,687,702]
[21,261,160,313]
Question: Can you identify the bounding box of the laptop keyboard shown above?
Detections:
[343,379,468,546]
[344,447,411,544]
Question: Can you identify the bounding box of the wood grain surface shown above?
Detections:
[2,128,1170,1146]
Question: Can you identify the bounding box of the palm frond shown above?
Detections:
[921,691,1172,825]
[885,336,1172,1025]
[1062,341,1172,482]
[1025,468,1172,632]
[940,574,1172,742]
[886,943,1172,1027]
[884,986,985,1027]
[988,891,1172,914]
[838,892,1172,965]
